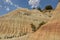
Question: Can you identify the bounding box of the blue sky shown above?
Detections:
[0,0,59,16]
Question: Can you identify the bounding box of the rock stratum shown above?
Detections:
[0,2,60,40]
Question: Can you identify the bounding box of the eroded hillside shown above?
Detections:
[0,7,53,39]
[0,2,60,40]
[3,2,60,40]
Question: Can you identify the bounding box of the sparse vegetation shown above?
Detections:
[0,8,53,39]
[20,33,27,36]
[39,21,46,26]
[23,13,31,16]
[7,36,13,39]
[23,33,27,35]
[0,37,2,39]
[31,21,46,32]
[36,21,46,30]
[45,5,53,10]
[37,7,43,12]
[49,15,52,17]
[31,23,36,32]
[32,7,43,12]
[4,36,14,39]
[45,5,53,12]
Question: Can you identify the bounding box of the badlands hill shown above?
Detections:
[4,2,60,40]
[3,3,60,40]
[0,2,60,40]
[14,3,60,40]
[0,7,53,39]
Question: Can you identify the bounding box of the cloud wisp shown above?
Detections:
[5,0,13,5]
[6,7,10,11]
[5,0,20,8]
[28,0,40,8]
[0,5,2,9]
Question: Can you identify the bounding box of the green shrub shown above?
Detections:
[31,23,36,32]
[0,37,2,39]
[37,7,43,12]
[6,36,13,39]
[45,5,53,10]
[23,13,31,16]
[4,36,14,39]
[32,7,43,12]
[39,21,45,26]
[37,21,46,30]
[23,33,27,35]
[31,21,46,32]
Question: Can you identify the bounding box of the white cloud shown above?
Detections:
[5,0,10,2]
[5,0,20,8]
[4,6,10,11]
[5,0,13,5]
[0,5,2,9]
[0,5,2,8]
[6,7,10,11]
[14,5,20,8]
[29,0,40,8]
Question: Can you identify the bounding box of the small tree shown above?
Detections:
[45,5,53,12]
[45,5,53,10]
